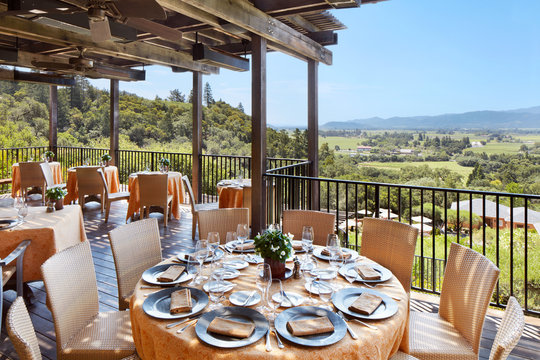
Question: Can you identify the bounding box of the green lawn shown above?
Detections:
[468,142,524,155]
[361,161,474,178]
[319,136,362,150]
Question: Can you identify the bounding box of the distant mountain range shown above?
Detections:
[318,106,540,130]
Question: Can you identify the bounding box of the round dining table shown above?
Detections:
[125,171,185,221]
[11,161,63,198]
[63,165,120,204]
[129,247,408,360]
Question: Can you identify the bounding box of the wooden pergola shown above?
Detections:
[0,0,386,232]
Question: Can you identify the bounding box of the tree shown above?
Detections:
[168,89,185,102]
[203,82,214,106]
[237,102,244,113]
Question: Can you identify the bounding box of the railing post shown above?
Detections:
[307,59,319,210]
[192,71,203,203]
[374,185,380,218]
[109,79,119,166]
[49,85,58,158]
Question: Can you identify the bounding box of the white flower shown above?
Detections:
[287,233,294,239]
[281,251,285,256]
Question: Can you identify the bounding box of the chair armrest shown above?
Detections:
[0,240,31,266]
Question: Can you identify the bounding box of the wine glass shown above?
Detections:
[207,232,220,268]
[317,279,334,311]
[326,234,340,256]
[301,258,318,305]
[208,266,225,310]
[268,279,283,322]
[301,226,314,261]
[14,196,24,213]
[191,240,209,285]
[328,253,344,290]
[224,231,237,261]
[256,263,272,314]
[18,203,28,223]
[236,223,249,255]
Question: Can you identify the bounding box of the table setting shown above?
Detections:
[130,226,408,359]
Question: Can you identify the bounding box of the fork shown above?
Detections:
[351,318,378,330]
[272,328,284,349]
[337,311,358,340]
[361,282,395,289]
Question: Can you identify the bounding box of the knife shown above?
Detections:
[337,311,358,340]
[242,290,257,306]
[280,290,296,307]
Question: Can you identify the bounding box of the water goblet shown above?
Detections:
[317,279,334,311]
[256,263,272,314]
[190,240,209,285]
[207,232,220,268]
[236,223,249,255]
[326,234,340,256]
[224,231,237,261]
[301,225,314,261]
[18,203,28,223]
[14,196,24,212]
[268,279,283,322]
[301,259,318,305]
[208,267,225,310]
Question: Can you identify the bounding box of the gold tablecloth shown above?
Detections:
[11,162,63,198]
[130,250,408,360]
[217,180,252,224]
[0,205,87,282]
[64,166,120,204]
[126,172,185,221]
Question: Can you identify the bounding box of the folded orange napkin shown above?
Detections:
[170,289,192,314]
[235,242,255,251]
[287,316,334,336]
[157,265,185,282]
[207,317,255,338]
[349,293,383,315]
[355,264,381,280]
[321,248,352,259]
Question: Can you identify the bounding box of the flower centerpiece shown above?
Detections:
[43,150,55,162]
[159,157,171,172]
[101,153,112,166]
[253,229,293,279]
[46,187,67,211]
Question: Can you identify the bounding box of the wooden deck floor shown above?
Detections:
[0,197,538,359]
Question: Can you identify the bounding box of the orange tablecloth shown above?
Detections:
[130,250,408,360]
[64,166,120,204]
[126,172,185,221]
[217,179,252,224]
[0,205,87,282]
[11,162,63,198]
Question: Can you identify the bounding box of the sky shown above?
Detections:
[89,0,540,128]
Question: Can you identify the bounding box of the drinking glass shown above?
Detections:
[18,203,28,223]
[14,196,24,212]
[317,280,334,311]
[326,234,340,256]
[236,224,249,255]
[224,231,236,261]
[268,279,283,322]
[207,232,220,268]
[328,253,344,290]
[301,259,318,305]
[301,225,314,261]
[191,240,209,285]
[256,263,272,314]
[208,267,225,310]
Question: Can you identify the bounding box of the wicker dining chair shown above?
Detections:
[19,162,46,203]
[138,173,172,227]
[282,209,336,246]
[76,166,105,212]
[198,208,249,242]
[390,352,419,360]
[98,169,130,223]
[40,162,66,191]
[109,219,162,310]
[6,297,141,360]
[1,239,31,328]
[409,242,500,360]
[488,296,525,360]
[182,175,218,239]
[41,241,136,360]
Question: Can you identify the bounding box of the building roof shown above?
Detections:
[504,207,540,224]
[450,199,510,219]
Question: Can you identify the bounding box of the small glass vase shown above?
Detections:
[264,257,286,279]
[46,200,55,213]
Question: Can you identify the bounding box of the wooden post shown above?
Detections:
[251,34,267,233]
[307,59,319,210]
[109,79,119,165]
[48,85,58,157]
[192,71,203,202]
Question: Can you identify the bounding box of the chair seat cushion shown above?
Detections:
[2,265,16,286]
[109,192,130,201]
[193,202,218,212]
[391,351,419,360]
[409,312,476,360]
[62,310,135,360]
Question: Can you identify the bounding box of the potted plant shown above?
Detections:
[159,157,171,173]
[46,187,67,211]
[44,150,55,162]
[101,153,112,166]
[253,229,293,279]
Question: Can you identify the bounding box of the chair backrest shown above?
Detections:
[19,162,45,189]
[360,218,419,293]
[198,208,249,243]
[6,297,42,360]
[40,162,55,188]
[97,168,110,197]
[182,175,197,211]
[76,166,104,196]
[108,219,162,304]
[138,173,168,207]
[282,210,336,246]
[489,296,525,360]
[41,241,99,351]
[439,242,500,355]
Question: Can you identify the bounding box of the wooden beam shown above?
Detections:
[0,15,219,74]
[192,71,203,204]
[251,34,267,233]
[49,85,58,156]
[0,68,75,85]
[157,0,332,65]
[307,59,319,210]
[284,14,320,33]
[193,43,249,72]
[305,31,338,46]
[109,79,119,166]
